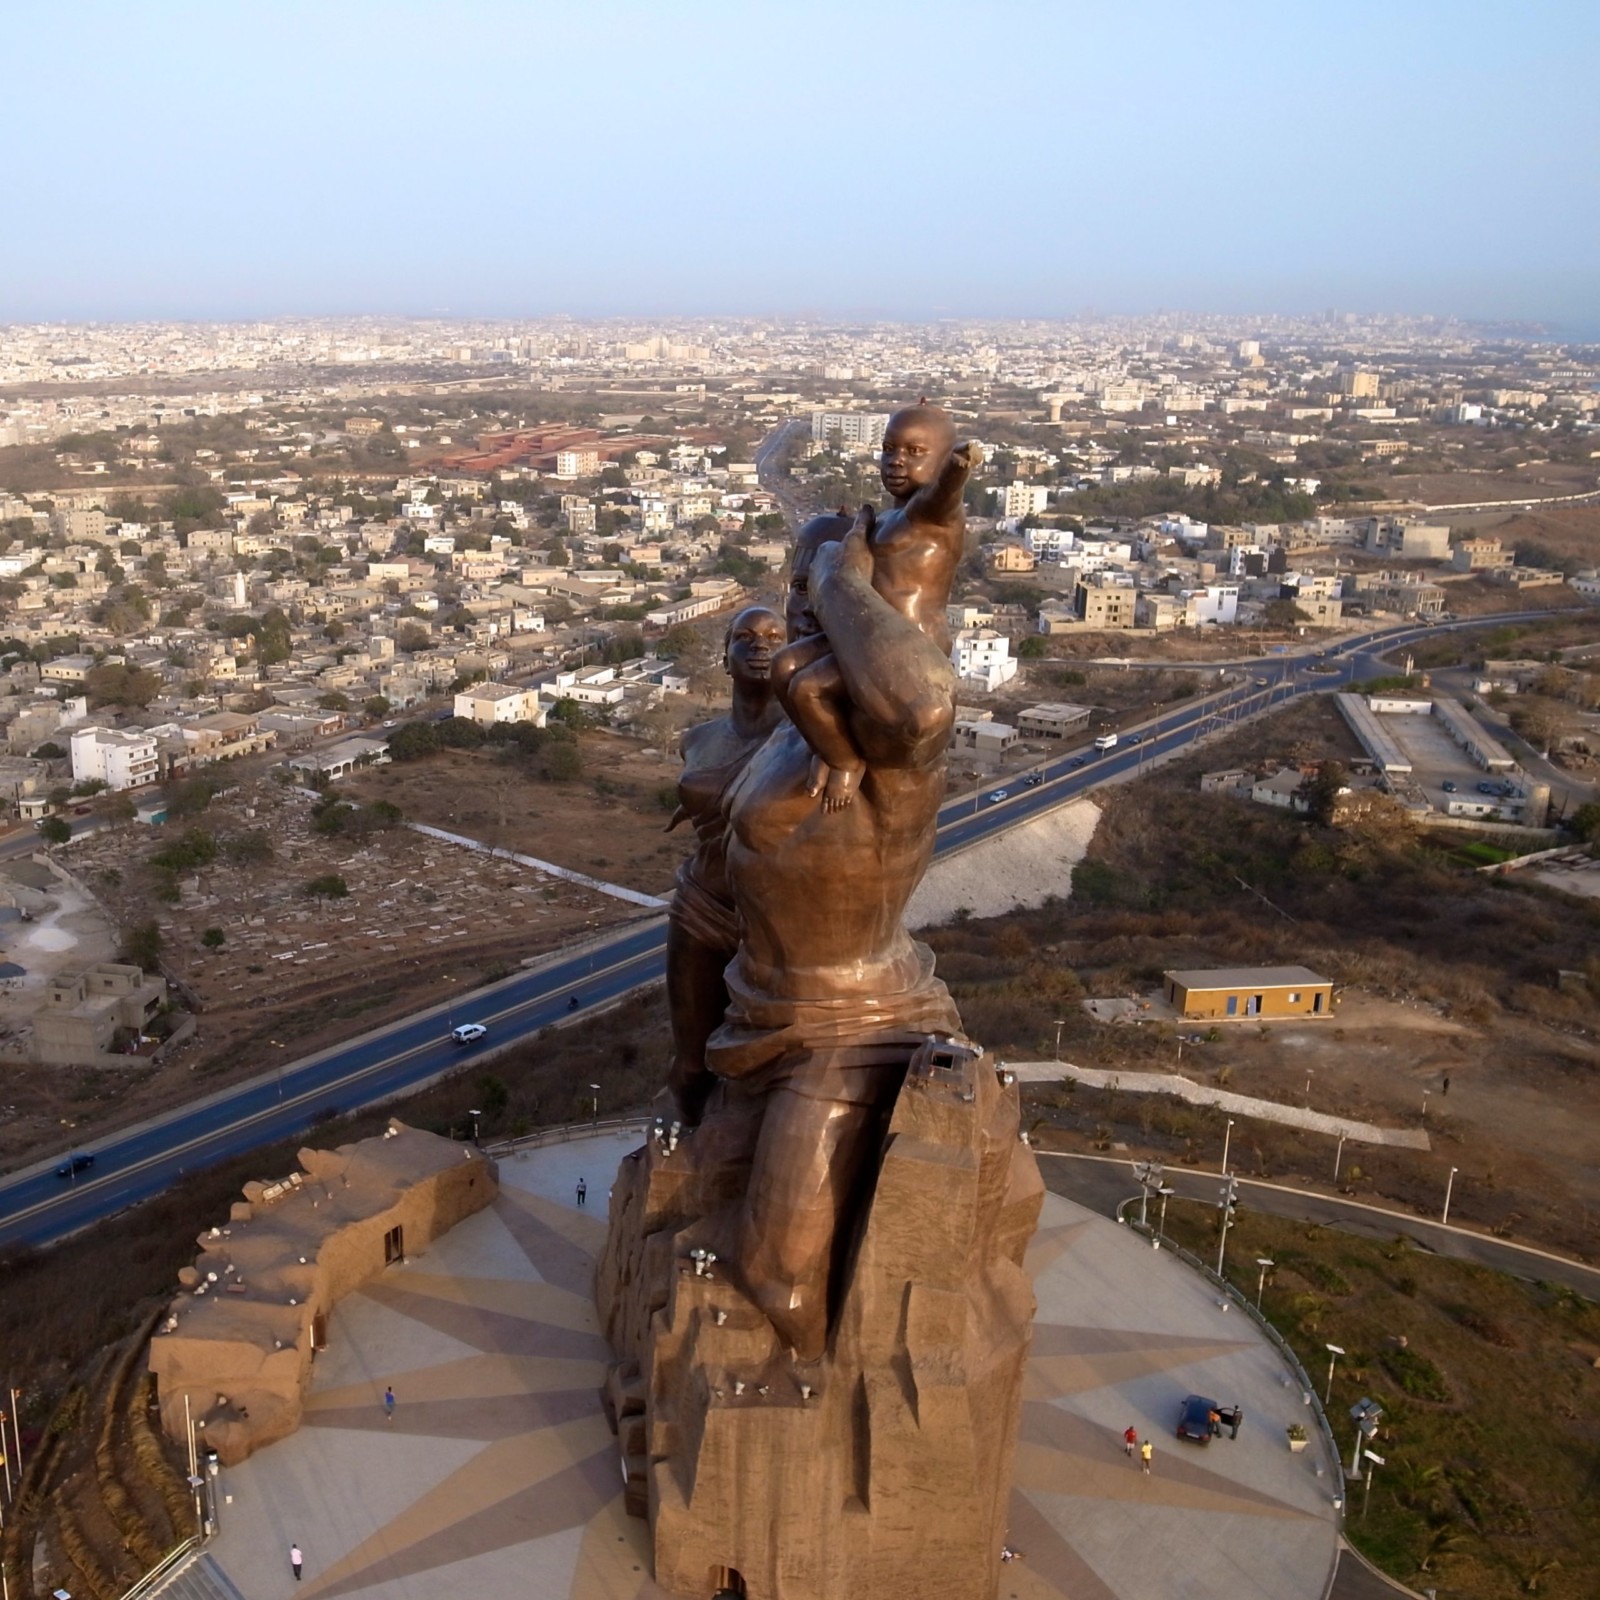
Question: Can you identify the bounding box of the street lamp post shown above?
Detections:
[589,1083,601,1124]
[468,1108,481,1143]
[1442,1166,1459,1226]
[1133,1161,1163,1229]
[1255,1257,1275,1311]
[1156,1185,1174,1244]
[1220,1117,1235,1176]
[1334,1132,1346,1183]
[1421,1088,1429,1124]
[1053,1018,1065,1061]
[1215,1175,1237,1278]
[1324,1342,1345,1405]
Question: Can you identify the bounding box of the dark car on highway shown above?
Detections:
[1176,1394,1222,1444]
[56,1153,95,1179]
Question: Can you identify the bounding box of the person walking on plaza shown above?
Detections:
[1140,1439,1153,1475]
[1122,1424,1138,1457]
[290,1544,303,1582]
[384,1385,395,1422]
[576,1178,587,1208]
[1229,1404,1243,1441]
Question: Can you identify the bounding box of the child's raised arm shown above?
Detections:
[909,440,983,524]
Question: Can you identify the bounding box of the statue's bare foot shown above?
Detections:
[822,763,861,813]
[805,753,831,799]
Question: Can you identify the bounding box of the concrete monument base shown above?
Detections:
[597,1039,1042,1600]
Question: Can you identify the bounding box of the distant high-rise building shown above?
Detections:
[811,410,890,450]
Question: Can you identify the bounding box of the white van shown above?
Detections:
[1093,733,1119,752]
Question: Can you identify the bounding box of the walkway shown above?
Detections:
[199,1128,1342,1600]
[1009,1061,1432,1151]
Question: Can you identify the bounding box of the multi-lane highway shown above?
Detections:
[0,609,1570,1250]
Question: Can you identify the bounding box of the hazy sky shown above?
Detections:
[3,0,1596,329]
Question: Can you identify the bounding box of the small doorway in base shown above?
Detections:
[384,1224,404,1266]
[311,1312,328,1353]
[708,1567,746,1597]
[1225,995,1238,1017]
[1313,992,1325,1014]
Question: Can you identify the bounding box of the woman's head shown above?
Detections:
[722,605,784,682]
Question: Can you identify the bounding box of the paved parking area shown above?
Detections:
[201,1129,1342,1600]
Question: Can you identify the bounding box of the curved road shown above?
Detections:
[0,608,1575,1251]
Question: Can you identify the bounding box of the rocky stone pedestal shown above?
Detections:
[596,1039,1042,1600]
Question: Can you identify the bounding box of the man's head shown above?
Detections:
[784,512,852,639]
[880,403,956,502]
[722,604,784,682]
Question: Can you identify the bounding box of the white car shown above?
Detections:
[450,1023,488,1045]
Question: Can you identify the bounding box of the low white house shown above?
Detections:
[453,681,545,727]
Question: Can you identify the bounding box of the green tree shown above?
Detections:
[301,874,349,899]
[1298,761,1349,825]
[201,927,226,949]
[386,721,440,761]
[255,606,293,667]
[37,815,71,846]
[1016,635,1047,659]
[539,737,582,781]
[1568,801,1600,843]
[317,691,351,712]
[435,715,486,749]
[123,919,162,970]
[363,695,392,719]
[85,662,163,708]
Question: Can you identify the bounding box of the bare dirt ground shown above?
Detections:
[1442,576,1590,618]
[0,764,664,1175]
[1480,503,1600,567]
[340,735,688,896]
[1377,461,1597,506]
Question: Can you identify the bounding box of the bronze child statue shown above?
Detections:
[770,402,981,811]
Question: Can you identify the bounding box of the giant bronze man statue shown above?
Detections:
[599,407,1038,1600]
[704,407,980,1358]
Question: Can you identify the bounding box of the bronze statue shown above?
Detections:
[699,408,980,1358]
[663,604,787,1125]
[603,408,1039,1600]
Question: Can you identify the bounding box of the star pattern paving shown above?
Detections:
[264,1177,1330,1600]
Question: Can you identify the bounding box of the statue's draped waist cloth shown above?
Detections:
[706,942,962,1106]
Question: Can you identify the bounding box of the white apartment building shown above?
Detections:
[951,628,1018,692]
[555,449,601,479]
[1003,482,1051,520]
[453,682,545,727]
[1024,526,1075,561]
[810,411,890,451]
[70,725,159,791]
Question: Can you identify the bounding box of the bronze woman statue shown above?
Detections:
[663,604,786,1123]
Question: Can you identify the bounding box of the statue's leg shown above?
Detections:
[736,1079,887,1361]
[664,917,732,1125]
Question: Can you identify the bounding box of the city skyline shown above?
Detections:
[3,0,1597,334]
